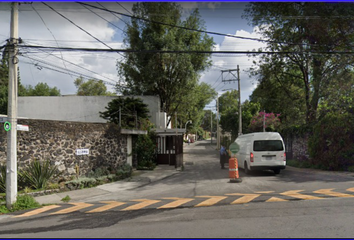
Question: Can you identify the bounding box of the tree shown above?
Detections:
[23,82,61,96]
[172,82,216,133]
[100,97,151,130]
[244,2,354,124]
[117,2,214,122]
[74,77,115,96]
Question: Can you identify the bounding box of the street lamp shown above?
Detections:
[185,120,192,132]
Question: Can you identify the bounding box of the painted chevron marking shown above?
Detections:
[347,187,354,192]
[121,199,161,211]
[226,193,261,204]
[51,202,93,215]
[86,201,126,213]
[158,198,194,209]
[280,190,323,200]
[266,197,289,202]
[194,196,227,207]
[14,205,61,218]
[313,189,354,198]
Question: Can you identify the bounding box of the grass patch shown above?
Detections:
[61,195,71,203]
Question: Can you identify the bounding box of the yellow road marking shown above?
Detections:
[347,188,354,192]
[121,199,161,211]
[226,193,260,204]
[314,189,354,198]
[194,196,227,207]
[280,190,323,200]
[158,198,194,209]
[14,205,61,218]
[266,197,289,202]
[255,191,274,194]
[86,201,125,213]
[51,202,93,215]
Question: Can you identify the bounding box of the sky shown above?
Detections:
[0,2,266,111]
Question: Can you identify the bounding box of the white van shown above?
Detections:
[231,132,286,174]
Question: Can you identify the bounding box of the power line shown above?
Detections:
[42,2,125,59]
[21,49,118,84]
[77,2,281,44]
[79,2,125,33]
[31,4,72,78]
[17,45,354,55]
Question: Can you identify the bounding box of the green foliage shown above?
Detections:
[12,194,41,212]
[23,82,61,96]
[0,164,5,193]
[74,77,115,96]
[134,134,156,170]
[100,97,150,129]
[87,166,110,178]
[117,2,214,119]
[61,195,71,203]
[65,177,98,190]
[244,2,354,124]
[20,160,58,190]
[308,112,354,171]
[115,163,133,179]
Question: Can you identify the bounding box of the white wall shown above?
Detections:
[18,95,162,127]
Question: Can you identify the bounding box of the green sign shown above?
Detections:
[229,142,240,154]
[4,121,11,132]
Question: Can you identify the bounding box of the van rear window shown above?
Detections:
[253,140,284,151]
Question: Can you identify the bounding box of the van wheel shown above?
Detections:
[244,162,250,175]
[273,169,280,174]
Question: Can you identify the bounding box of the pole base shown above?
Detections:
[229,178,242,183]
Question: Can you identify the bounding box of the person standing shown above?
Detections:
[220,145,227,169]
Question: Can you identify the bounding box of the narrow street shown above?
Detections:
[1,140,354,238]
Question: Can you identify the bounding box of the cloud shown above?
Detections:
[0,2,126,95]
[200,26,266,103]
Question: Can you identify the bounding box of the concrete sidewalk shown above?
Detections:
[34,164,181,205]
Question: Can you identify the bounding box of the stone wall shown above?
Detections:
[283,134,310,161]
[0,119,127,180]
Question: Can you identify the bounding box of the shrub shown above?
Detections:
[115,163,132,179]
[12,194,41,212]
[20,160,59,190]
[87,166,110,178]
[0,164,5,193]
[133,134,157,169]
[65,177,98,190]
[61,195,71,203]
[308,112,354,171]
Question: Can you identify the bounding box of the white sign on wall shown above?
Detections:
[75,149,89,155]
[17,124,29,131]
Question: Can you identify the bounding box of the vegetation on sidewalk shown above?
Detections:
[0,194,41,214]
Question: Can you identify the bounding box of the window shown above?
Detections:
[253,140,284,151]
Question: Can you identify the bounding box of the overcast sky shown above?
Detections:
[0,2,266,110]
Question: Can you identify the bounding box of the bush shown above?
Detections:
[0,164,5,193]
[12,194,41,212]
[20,160,59,190]
[87,166,110,178]
[65,177,98,190]
[134,134,157,169]
[308,112,354,171]
[115,163,132,179]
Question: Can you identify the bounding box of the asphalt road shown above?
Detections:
[1,140,354,238]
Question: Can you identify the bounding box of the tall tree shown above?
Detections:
[74,77,115,96]
[244,2,354,124]
[117,2,214,124]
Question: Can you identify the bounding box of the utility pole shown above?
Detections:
[6,2,19,209]
[263,109,266,132]
[210,110,212,144]
[216,95,220,149]
[221,65,242,136]
[237,65,242,136]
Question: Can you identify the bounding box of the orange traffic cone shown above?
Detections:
[229,157,242,183]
